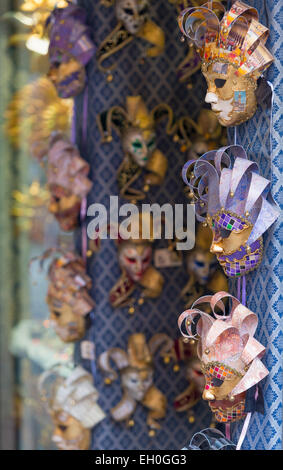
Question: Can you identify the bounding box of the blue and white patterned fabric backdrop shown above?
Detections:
[227,0,282,451]
[75,0,212,451]
[75,0,282,450]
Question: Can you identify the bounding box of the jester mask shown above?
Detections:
[46,251,95,343]
[98,333,173,432]
[47,134,92,231]
[97,0,164,80]
[183,145,279,278]
[178,1,274,126]
[38,366,105,450]
[109,212,164,310]
[179,291,268,423]
[47,4,95,98]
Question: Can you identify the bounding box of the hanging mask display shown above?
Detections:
[97,0,165,81]
[179,291,268,423]
[181,223,228,308]
[182,145,279,278]
[98,333,173,433]
[4,77,72,161]
[47,134,92,231]
[45,251,95,343]
[38,366,105,450]
[47,3,95,98]
[178,1,274,126]
[98,96,190,200]
[107,212,164,311]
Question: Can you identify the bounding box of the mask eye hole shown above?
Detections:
[211,377,224,387]
[126,257,136,264]
[53,310,61,318]
[59,425,67,432]
[139,7,148,15]
[132,140,143,149]
[215,78,226,88]
[220,227,232,239]
[124,8,134,15]
[195,260,205,267]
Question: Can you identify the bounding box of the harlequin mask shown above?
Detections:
[115,0,149,35]
[179,291,269,423]
[98,333,173,431]
[47,134,92,231]
[178,1,274,126]
[122,127,156,168]
[118,240,153,282]
[38,366,105,450]
[46,251,95,342]
[47,4,95,98]
[182,145,279,278]
[97,0,164,80]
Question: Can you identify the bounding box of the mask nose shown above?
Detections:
[210,243,223,254]
[202,389,216,401]
[68,322,78,328]
[205,92,218,104]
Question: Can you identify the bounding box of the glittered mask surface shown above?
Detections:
[115,0,149,35]
[203,63,257,127]
[52,412,90,450]
[122,127,156,167]
[119,241,152,282]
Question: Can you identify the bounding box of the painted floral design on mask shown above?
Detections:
[178,291,269,423]
[182,145,279,278]
[178,1,274,126]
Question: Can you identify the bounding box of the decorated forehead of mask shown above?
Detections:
[38,366,105,429]
[178,291,269,402]
[178,1,274,125]
[97,0,164,79]
[182,145,279,276]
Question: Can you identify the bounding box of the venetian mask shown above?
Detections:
[115,0,149,35]
[187,250,218,286]
[182,146,279,278]
[118,241,153,282]
[48,191,82,232]
[48,58,86,99]
[203,62,257,127]
[122,127,156,167]
[52,411,90,450]
[121,366,154,401]
[49,302,86,343]
[178,1,274,127]
[178,292,269,423]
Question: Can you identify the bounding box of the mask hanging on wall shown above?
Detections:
[44,250,95,343]
[97,0,165,81]
[178,291,268,423]
[107,212,164,312]
[182,145,279,278]
[178,1,274,126]
[38,366,105,450]
[47,134,93,231]
[97,95,191,201]
[4,77,72,161]
[98,333,173,434]
[181,223,228,308]
[47,3,95,98]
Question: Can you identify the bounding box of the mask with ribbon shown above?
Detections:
[178,1,274,126]
[182,145,279,278]
[178,291,268,423]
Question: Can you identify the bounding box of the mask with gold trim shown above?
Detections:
[181,223,228,307]
[98,333,173,432]
[178,291,268,423]
[97,0,165,81]
[109,212,164,310]
[182,145,279,278]
[47,4,95,98]
[38,366,105,450]
[47,133,92,231]
[45,250,95,343]
[178,1,274,126]
[98,96,191,200]
[4,77,72,161]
